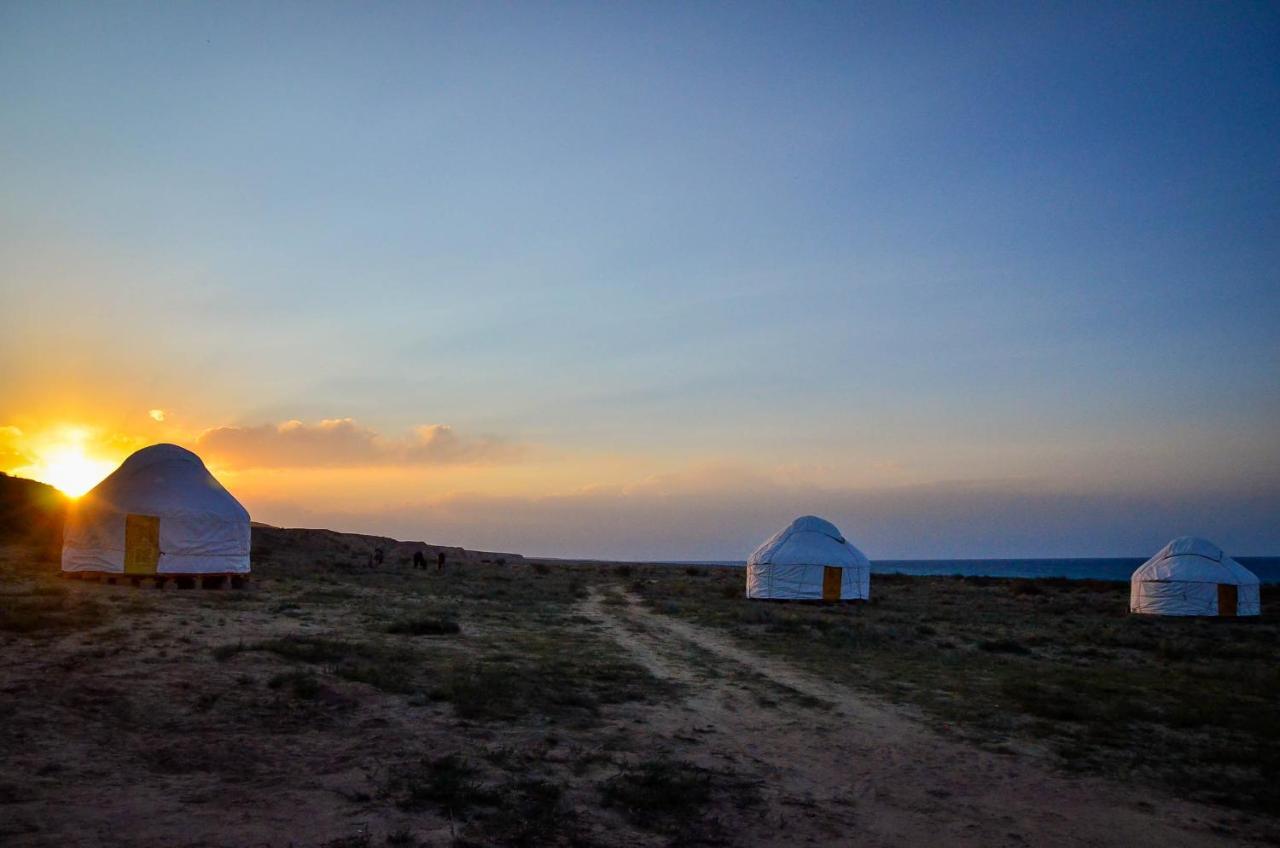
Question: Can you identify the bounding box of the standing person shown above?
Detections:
[436,551,446,573]
[374,547,384,567]
[412,550,425,570]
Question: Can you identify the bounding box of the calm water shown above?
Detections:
[684,557,1280,584]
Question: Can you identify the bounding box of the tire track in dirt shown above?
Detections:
[578,586,1270,848]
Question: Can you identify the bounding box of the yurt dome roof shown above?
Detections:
[82,443,247,521]
[113,443,205,475]
[748,515,869,568]
[1132,536,1258,586]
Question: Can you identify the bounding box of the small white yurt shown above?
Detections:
[746,515,870,601]
[1130,536,1259,617]
[62,444,250,577]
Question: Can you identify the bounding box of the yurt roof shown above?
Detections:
[83,444,248,520]
[1132,535,1258,586]
[748,515,870,568]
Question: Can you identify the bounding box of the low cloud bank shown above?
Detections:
[197,419,522,469]
[245,471,1280,562]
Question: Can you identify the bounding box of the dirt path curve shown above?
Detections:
[578,587,1268,848]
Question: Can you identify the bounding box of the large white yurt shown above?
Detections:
[61,444,250,577]
[1130,536,1259,617]
[746,515,870,601]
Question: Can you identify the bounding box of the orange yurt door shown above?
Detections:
[1218,584,1238,617]
[124,514,161,574]
[822,566,842,601]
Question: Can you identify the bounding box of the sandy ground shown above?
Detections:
[577,587,1273,848]
[1,549,1276,848]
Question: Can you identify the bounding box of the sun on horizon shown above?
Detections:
[24,439,117,498]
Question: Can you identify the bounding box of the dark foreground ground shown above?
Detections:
[1,531,1277,847]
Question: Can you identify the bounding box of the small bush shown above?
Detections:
[267,671,322,700]
[258,636,360,663]
[1156,638,1192,661]
[1001,679,1094,723]
[978,638,1031,655]
[0,595,110,634]
[767,616,808,635]
[390,754,493,812]
[336,662,417,694]
[386,617,460,636]
[475,778,569,847]
[738,605,775,625]
[961,575,998,587]
[600,759,713,829]
[212,642,247,662]
[214,635,382,664]
[430,664,532,720]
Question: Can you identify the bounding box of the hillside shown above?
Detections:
[0,475,522,571]
[0,472,66,555]
[251,523,525,570]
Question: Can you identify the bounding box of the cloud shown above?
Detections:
[404,424,523,465]
[149,409,166,422]
[0,426,35,471]
[243,466,1280,562]
[196,418,523,470]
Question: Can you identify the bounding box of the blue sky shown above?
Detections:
[2,2,1278,558]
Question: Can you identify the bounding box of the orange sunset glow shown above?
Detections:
[7,428,120,498]
[2,6,1279,848]
[0,3,1275,566]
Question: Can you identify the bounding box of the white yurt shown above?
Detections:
[1130,536,1259,617]
[61,444,250,577]
[746,515,870,601]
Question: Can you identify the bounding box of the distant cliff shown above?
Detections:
[250,522,525,570]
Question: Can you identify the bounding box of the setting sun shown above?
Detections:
[29,443,116,498]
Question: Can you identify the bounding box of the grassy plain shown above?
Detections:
[1,533,1277,847]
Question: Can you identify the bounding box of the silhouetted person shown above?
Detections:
[374,547,384,566]
[436,551,446,573]
[412,550,425,569]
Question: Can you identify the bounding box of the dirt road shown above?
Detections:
[578,587,1266,848]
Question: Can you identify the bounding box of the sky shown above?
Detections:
[2,2,1278,560]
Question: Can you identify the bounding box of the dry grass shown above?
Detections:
[2,538,1278,846]
[0,542,682,846]
[632,568,1280,813]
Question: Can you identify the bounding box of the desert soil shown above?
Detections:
[578,587,1271,847]
[1,540,1276,847]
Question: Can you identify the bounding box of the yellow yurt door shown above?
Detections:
[124,514,161,575]
[822,566,841,601]
[1218,584,1238,617]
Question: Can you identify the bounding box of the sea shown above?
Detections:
[680,557,1280,584]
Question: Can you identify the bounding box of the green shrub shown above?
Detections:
[978,638,1031,655]
[390,754,492,812]
[268,671,321,700]
[386,617,460,636]
[600,759,713,828]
